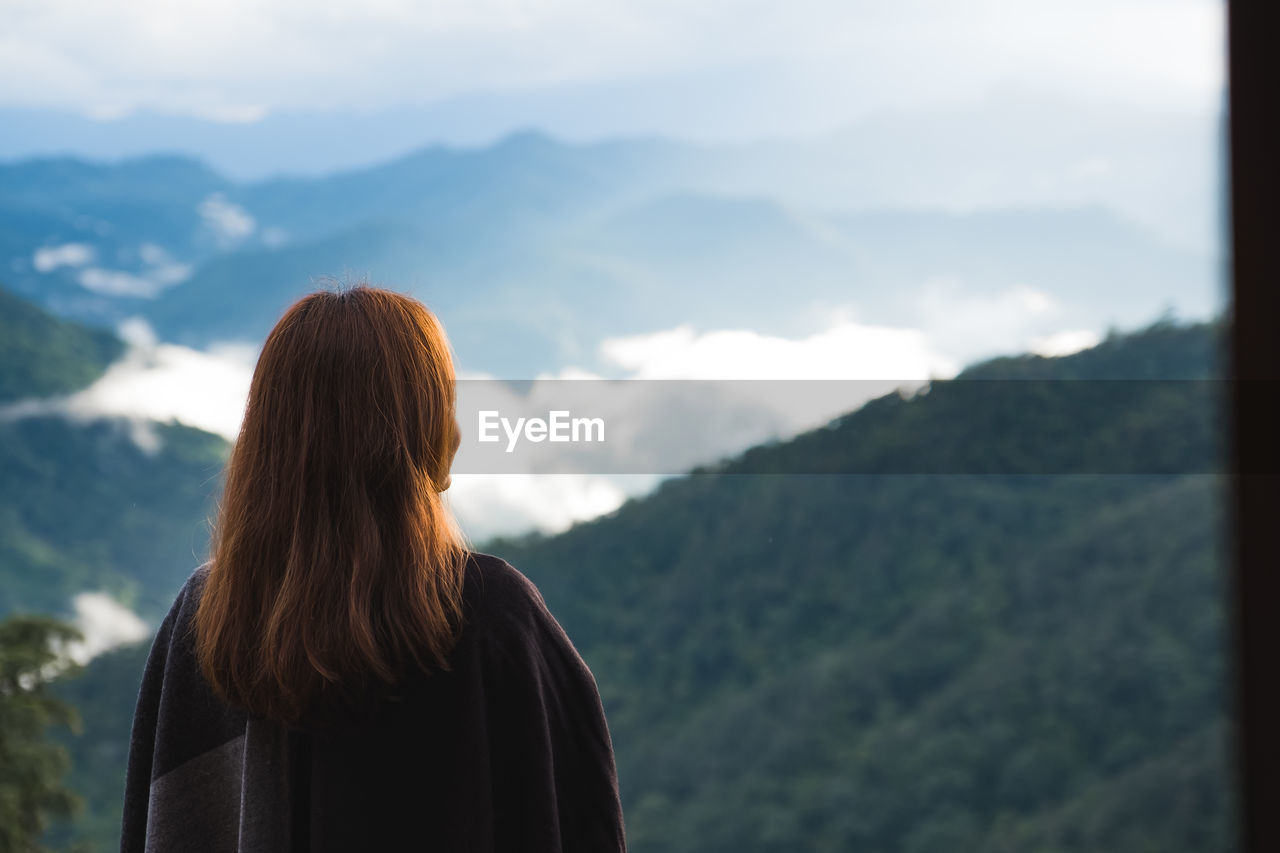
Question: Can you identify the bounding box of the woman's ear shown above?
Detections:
[434,415,461,492]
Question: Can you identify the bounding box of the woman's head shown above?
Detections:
[195,283,467,725]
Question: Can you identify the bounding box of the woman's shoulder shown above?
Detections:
[463,551,550,621]
[154,561,214,635]
[461,551,576,658]
[169,553,558,655]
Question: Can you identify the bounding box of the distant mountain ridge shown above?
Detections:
[0,92,1217,252]
[2,122,1220,376]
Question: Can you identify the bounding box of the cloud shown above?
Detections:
[198,193,256,245]
[454,318,956,473]
[34,241,193,298]
[77,267,162,297]
[447,474,648,540]
[0,316,256,448]
[599,318,960,380]
[65,592,149,664]
[1029,328,1102,357]
[1073,156,1114,178]
[136,242,193,288]
[32,242,95,272]
[441,317,962,535]
[0,0,1223,131]
[911,277,1083,364]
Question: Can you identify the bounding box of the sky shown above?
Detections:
[0,0,1224,146]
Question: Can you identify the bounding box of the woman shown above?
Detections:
[121,285,626,852]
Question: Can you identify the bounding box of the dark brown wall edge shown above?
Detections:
[1227,1,1280,850]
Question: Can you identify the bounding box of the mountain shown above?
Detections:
[49,317,1234,852]
[0,93,1218,252]
[1,128,1219,377]
[136,191,1211,376]
[0,283,229,618]
[0,286,123,402]
[0,155,234,317]
[491,318,1232,852]
[0,285,226,849]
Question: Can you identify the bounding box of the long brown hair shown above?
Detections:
[195,283,467,725]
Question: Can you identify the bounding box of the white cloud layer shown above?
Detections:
[444,316,968,535]
[32,241,192,297]
[599,320,960,380]
[1029,329,1102,357]
[198,193,256,245]
[447,474,647,541]
[78,267,161,297]
[908,278,1115,366]
[0,0,1224,130]
[32,242,95,272]
[0,309,1110,538]
[65,592,149,664]
[0,317,257,449]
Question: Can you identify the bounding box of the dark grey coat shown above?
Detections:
[120,552,626,852]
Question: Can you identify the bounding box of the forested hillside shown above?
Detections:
[49,317,1235,851]
[0,285,122,403]
[0,283,228,617]
[494,318,1234,852]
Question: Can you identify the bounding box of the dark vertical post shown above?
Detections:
[1227,1,1280,850]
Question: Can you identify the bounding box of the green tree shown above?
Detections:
[0,615,83,853]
